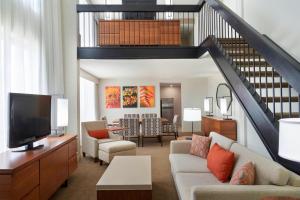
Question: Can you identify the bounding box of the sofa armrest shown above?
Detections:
[170,140,192,154]
[191,185,300,200]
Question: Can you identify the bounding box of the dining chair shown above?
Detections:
[162,114,179,139]
[141,113,157,119]
[119,118,140,146]
[141,118,162,147]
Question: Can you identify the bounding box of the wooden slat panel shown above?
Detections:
[98,20,180,46]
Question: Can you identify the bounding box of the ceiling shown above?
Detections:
[80,56,220,80]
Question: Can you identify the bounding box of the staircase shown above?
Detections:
[198,0,300,173]
[218,38,299,122]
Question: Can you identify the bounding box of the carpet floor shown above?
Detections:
[51,137,179,200]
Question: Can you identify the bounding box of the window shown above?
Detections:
[80,77,97,122]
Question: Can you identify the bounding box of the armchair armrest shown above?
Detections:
[82,134,98,158]
[170,140,192,154]
[191,185,300,200]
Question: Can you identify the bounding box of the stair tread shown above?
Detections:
[274,112,299,118]
[261,96,298,102]
[253,82,289,88]
[243,71,280,77]
[217,38,247,44]
[234,61,271,67]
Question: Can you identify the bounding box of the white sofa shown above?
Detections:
[81,120,122,160]
[169,132,300,200]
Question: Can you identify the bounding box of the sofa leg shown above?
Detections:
[82,152,86,157]
[100,160,103,166]
[94,157,99,163]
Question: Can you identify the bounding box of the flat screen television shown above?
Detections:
[9,93,51,151]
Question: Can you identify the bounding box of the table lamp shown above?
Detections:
[220,98,231,120]
[56,98,68,136]
[184,108,201,134]
[279,118,300,162]
[204,97,213,116]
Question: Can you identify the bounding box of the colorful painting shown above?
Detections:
[140,86,155,108]
[123,86,138,108]
[105,86,121,108]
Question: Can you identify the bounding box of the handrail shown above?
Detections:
[77,4,203,13]
[204,0,300,94]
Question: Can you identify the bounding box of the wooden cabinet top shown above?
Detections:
[0,134,77,174]
[202,116,237,123]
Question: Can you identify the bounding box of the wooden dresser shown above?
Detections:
[201,116,237,140]
[98,20,180,46]
[0,134,78,200]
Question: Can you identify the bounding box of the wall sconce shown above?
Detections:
[204,97,213,116]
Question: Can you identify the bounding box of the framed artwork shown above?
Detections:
[123,86,138,108]
[140,86,155,108]
[105,86,121,108]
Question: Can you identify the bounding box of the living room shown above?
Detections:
[1,0,300,200]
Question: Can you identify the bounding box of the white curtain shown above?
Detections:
[0,0,64,153]
[80,77,97,122]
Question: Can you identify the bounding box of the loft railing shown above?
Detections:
[77,4,202,47]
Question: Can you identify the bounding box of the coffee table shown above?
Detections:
[96,156,152,200]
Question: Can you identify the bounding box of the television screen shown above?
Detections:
[9,93,51,148]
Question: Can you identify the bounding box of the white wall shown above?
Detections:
[98,78,207,132]
[61,0,80,134]
[181,78,207,132]
[160,86,182,125]
[206,74,271,158]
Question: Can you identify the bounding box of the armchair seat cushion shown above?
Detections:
[97,138,120,144]
[99,140,136,153]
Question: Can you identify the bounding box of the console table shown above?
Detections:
[201,116,237,140]
[0,134,78,200]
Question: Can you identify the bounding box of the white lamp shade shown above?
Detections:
[183,108,201,122]
[279,118,300,162]
[220,98,227,115]
[204,99,210,112]
[57,98,68,127]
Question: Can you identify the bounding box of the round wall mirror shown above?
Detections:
[216,83,232,111]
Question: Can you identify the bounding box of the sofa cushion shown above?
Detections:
[175,172,226,200]
[230,162,255,185]
[190,134,211,158]
[230,143,290,186]
[169,154,210,173]
[207,143,235,182]
[209,132,235,150]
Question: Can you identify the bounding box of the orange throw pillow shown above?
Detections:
[190,134,212,158]
[88,129,109,139]
[230,162,255,185]
[207,143,235,182]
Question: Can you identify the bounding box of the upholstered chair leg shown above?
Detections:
[100,160,103,166]
[142,136,144,147]
[82,152,86,157]
[137,137,140,147]
[94,157,99,163]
